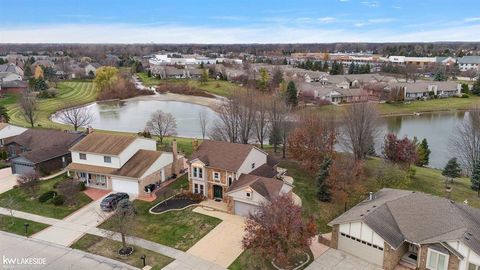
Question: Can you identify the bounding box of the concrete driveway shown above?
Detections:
[0,231,136,270]
[33,192,114,246]
[305,248,383,270]
[0,167,16,194]
[186,207,245,268]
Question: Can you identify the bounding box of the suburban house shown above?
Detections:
[392,82,461,100]
[188,140,294,216]
[0,123,26,147]
[0,63,24,77]
[84,63,101,76]
[5,129,85,176]
[298,82,368,104]
[66,133,184,196]
[327,188,480,270]
[458,56,480,72]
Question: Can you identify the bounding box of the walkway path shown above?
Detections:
[0,206,225,270]
[186,207,245,268]
[0,231,136,270]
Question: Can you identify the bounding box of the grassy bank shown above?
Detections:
[71,234,173,269]
[0,215,49,236]
[0,174,92,219]
[5,81,98,129]
[137,72,240,97]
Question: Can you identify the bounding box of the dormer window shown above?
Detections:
[104,156,111,163]
[79,153,87,160]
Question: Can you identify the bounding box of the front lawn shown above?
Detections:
[0,214,49,236]
[0,94,19,106]
[0,174,92,219]
[6,81,97,129]
[168,174,189,191]
[98,199,221,251]
[376,95,480,115]
[71,234,173,269]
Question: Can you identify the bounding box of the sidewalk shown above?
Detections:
[0,206,226,270]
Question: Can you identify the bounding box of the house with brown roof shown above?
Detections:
[327,188,480,270]
[66,133,185,196]
[188,140,294,216]
[5,129,85,176]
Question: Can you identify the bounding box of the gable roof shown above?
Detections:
[69,133,137,155]
[66,150,163,179]
[7,129,84,164]
[190,140,262,172]
[227,174,286,201]
[329,188,480,255]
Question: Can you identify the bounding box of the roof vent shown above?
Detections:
[368,192,374,201]
[360,214,364,217]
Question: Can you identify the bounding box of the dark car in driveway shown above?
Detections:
[100,193,130,211]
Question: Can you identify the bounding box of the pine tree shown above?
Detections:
[322,61,329,72]
[286,81,298,107]
[473,76,480,96]
[348,62,355,74]
[442,157,461,184]
[317,157,332,202]
[415,138,431,167]
[471,161,480,196]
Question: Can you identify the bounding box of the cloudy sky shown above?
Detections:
[1,0,480,43]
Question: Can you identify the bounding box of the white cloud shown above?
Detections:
[361,1,380,8]
[318,17,336,23]
[465,17,480,22]
[1,23,480,43]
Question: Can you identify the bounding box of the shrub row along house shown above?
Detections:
[66,133,184,196]
[327,188,480,270]
[187,140,297,216]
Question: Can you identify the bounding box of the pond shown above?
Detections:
[52,100,219,138]
[379,111,467,169]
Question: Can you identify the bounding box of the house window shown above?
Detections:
[198,168,203,178]
[427,249,448,270]
[251,163,255,169]
[194,183,199,193]
[194,184,204,194]
[97,175,106,185]
[469,263,480,270]
[79,172,87,179]
[213,172,220,181]
[79,153,87,160]
[0,139,4,146]
[199,184,204,194]
[228,176,233,186]
[192,167,198,178]
[104,156,111,163]
[246,192,251,198]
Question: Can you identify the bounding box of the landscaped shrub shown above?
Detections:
[461,93,470,98]
[79,181,86,191]
[51,195,65,206]
[38,190,57,203]
[177,192,205,203]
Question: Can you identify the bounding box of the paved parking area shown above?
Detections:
[186,207,245,268]
[0,167,16,194]
[0,231,136,270]
[305,248,383,270]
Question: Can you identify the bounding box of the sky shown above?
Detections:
[1,0,480,43]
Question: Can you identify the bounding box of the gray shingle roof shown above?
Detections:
[329,188,480,254]
[458,56,480,64]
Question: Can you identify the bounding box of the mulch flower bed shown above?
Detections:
[150,195,198,213]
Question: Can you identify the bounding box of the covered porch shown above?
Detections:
[72,171,111,190]
[397,242,420,270]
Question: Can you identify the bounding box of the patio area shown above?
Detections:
[199,199,229,212]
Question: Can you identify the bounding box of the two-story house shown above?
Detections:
[188,140,293,216]
[66,133,184,196]
[327,189,480,270]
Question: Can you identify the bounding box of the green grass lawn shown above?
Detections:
[168,174,189,191]
[71,234,173,269]
[0,174,92,219]
[281,157,480,233]
[0,215,49,236]
[0,94,19,106]
[6,81,98,129]
[98,199,221,251]
[137,72,241,97]
[229,248,314,270]
[376,96,480,115]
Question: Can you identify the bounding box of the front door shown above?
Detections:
[213,185,223,199]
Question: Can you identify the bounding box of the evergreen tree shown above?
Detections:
[322,61,329,72]
[286,81,298,107]
[471,161,480,196]
[442,157,461,184]
[0,105,9,123]
[282,58,288,65]
[348,62,355,74]
[317,157,332,202]
[24,65,32,78]
[415,138,431,167]
[472,76,480,96]
[433,70,446,81]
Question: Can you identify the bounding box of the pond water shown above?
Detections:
[53,99,467,169]
[52,100,219,139]
[379,111,467,169]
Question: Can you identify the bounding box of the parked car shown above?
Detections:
[100,193,130,211]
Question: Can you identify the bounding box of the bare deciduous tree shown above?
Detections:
[101,199,136,256]
[341,102,379,160]
[253,94,270,148]
[198,110,209,140]
[17,172,40,198]
[267,96,289,153]
[19,91,38,127]
[58,105,94,131]
[57,179,81,206]
[451,107,480,175]
[146,110,177,144]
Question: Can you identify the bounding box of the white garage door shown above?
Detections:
[234,201,259,217]
[338,233,384,266]
[111,179,139,195]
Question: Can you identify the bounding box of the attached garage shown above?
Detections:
[338,233,384,266]
[111,178,139,195]
[11,157,36,176]
[233,200,259,217]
